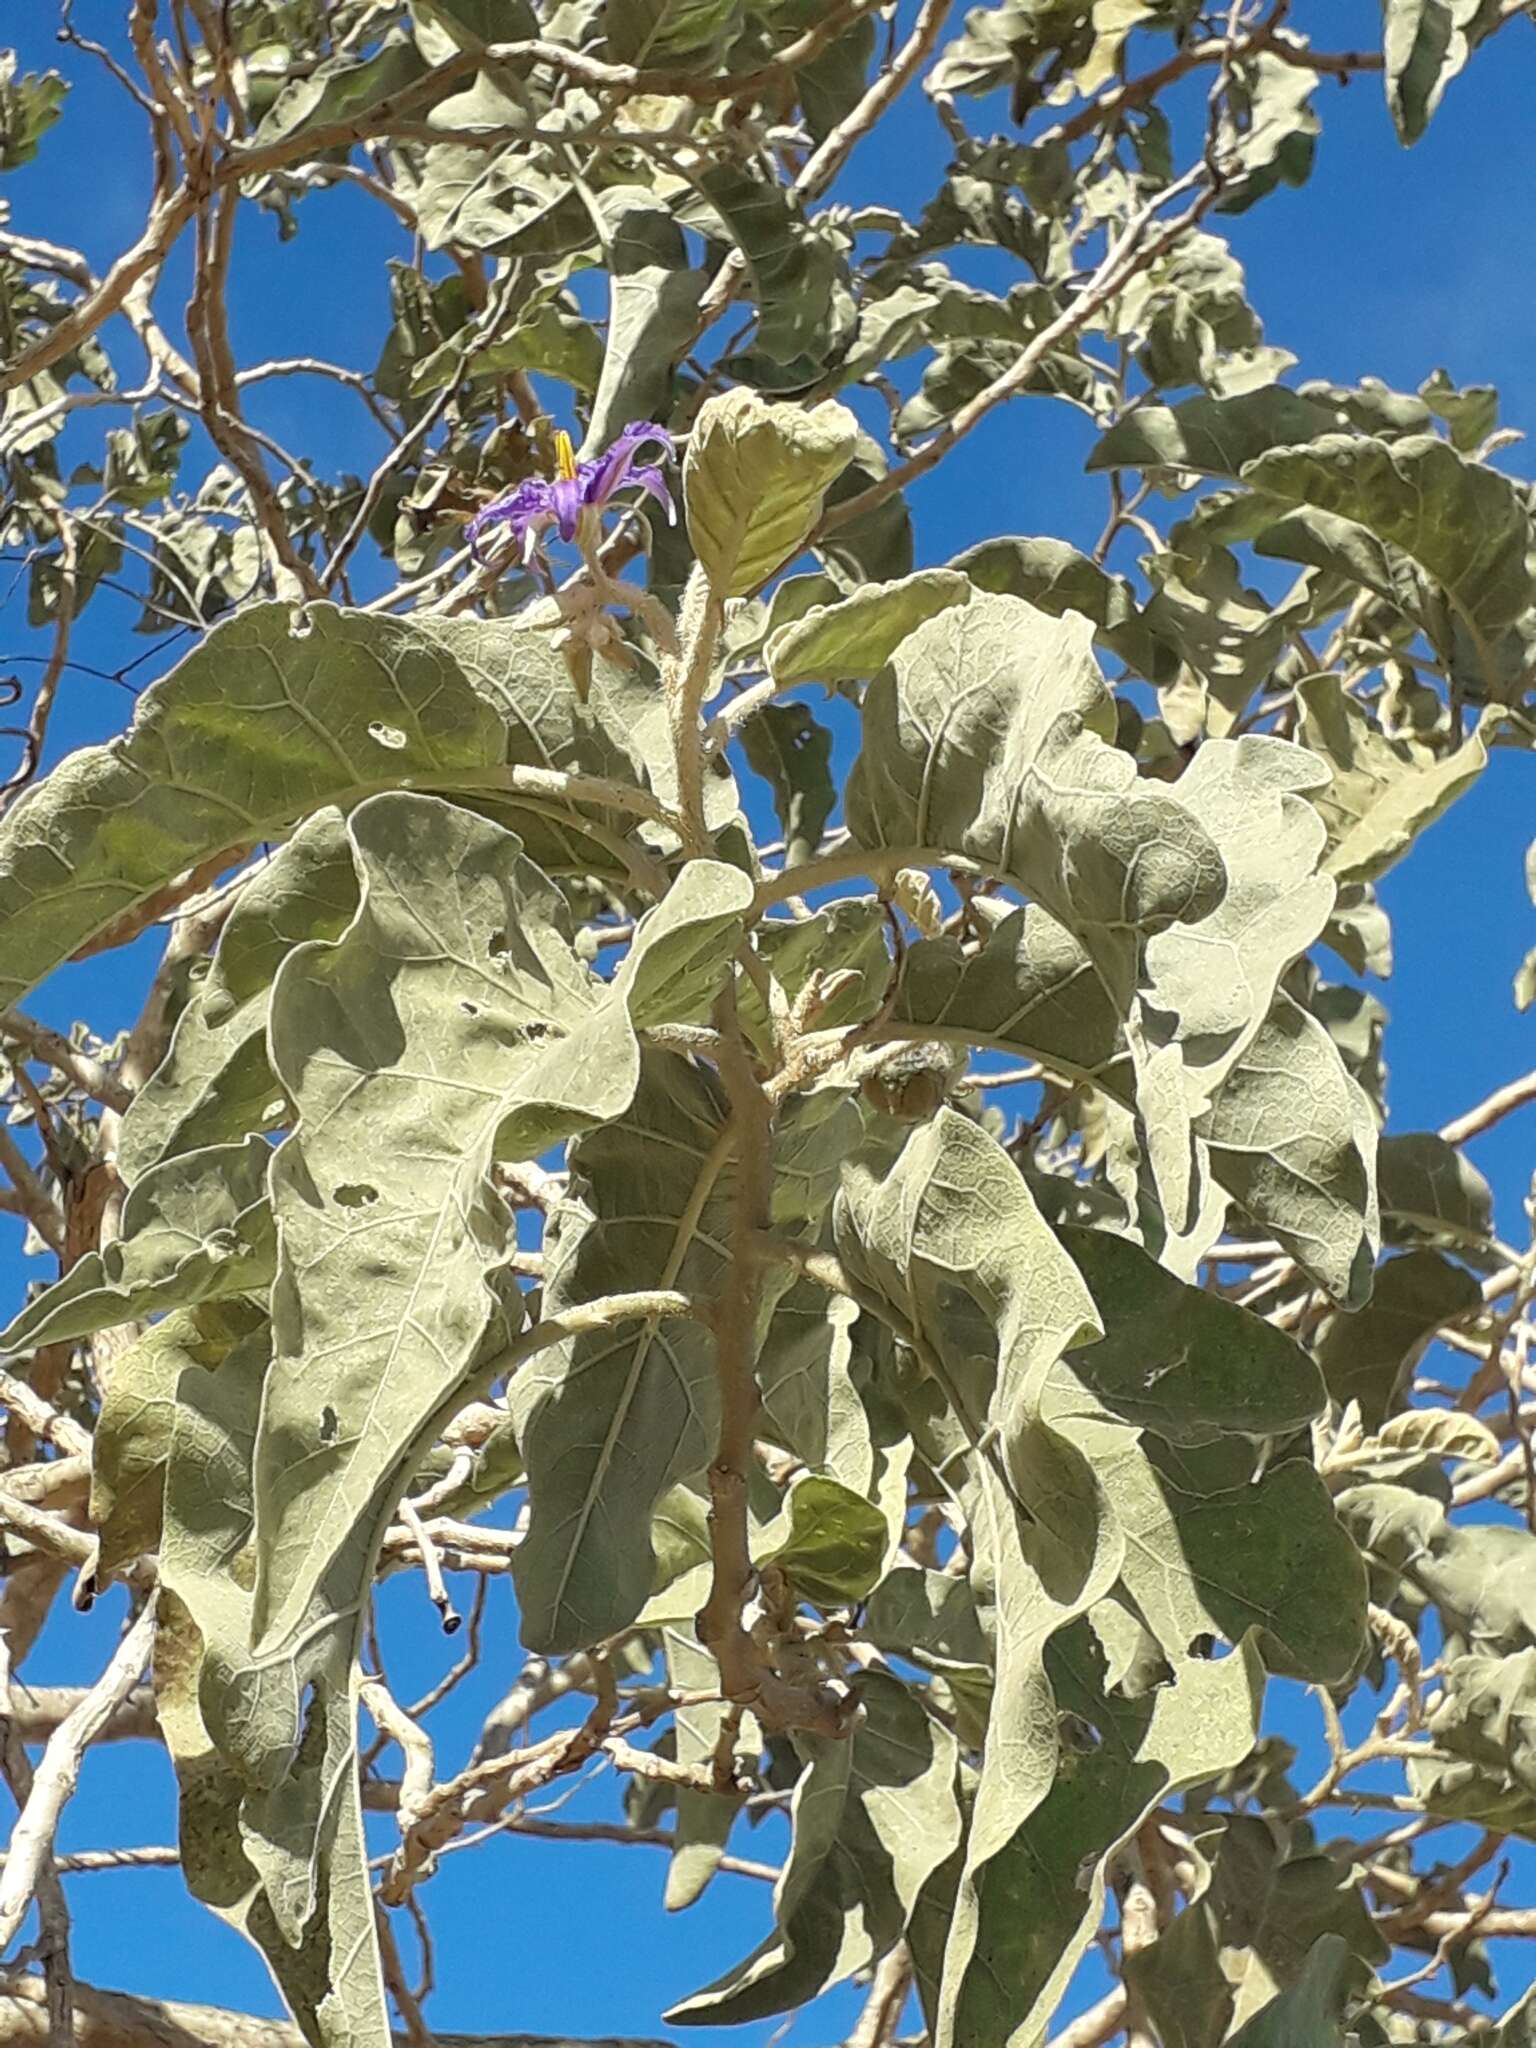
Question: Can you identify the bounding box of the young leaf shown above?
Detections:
[684,390,858,598]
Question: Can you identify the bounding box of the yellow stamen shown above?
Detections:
[553,429,577,481]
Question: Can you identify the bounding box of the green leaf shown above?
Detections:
[90,1300,262,1575]
[605,0,744,66]
[1199,994,1380,1308]
[155,1318,390,2048]
[580,206,706,454]
[951,534,1175,682]
[254,800,753,1661]
[1139,546,1304,735]
[1087,387,1338,478]
[409,296,605,398]
[1409,1649,1536,1832]
[864,1565,992,1676]
[254,34,432,149]
[741,703,836,868]
[670,1669,962,2023]
[891,904,1123,1086]
[0,1136,275,1352]
[1105,1436,1368,1682]
[752,897,890,1042]
[1058,1224,1325,1443]
[1315,1249,1481,1427]
[118,808,360,1184]
[1242,433,1536,639]
[510,1055,727,1654]
[0,602,658,1009]
[760,1474,888,1607]
[846,594,1226,949]
[1420,365,1500,451]
[1296,674,1491,886]
[1377,1130,1494,1249]
[684,390,858,598]
[693,166,855,388]
[1226,1933,1353,2048]
[764,571,972,689]
[1383,0,1503,142]
[662,1626,752,1911]
[836,1108,1102,1447]
[817,434,915,587]
[940,1624,1260,2048]
[1142,736,1335,1105]
[0,56,67,171]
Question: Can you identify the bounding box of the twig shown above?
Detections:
[1440,1068,1536,1146]
[1046,1986,1130,2048]
[665,567,728,855]
[0,1598,158,1951]
[0,1372,92,1459]
[0,1124,65,1256]
[0,1013,130,1115]
[396,1499,461,1634]
[846,1945,913,2048]
[796,0,952,204]
[0,1489,94,1570]
[0,1844,179,1874]
[0,1634,73,2043]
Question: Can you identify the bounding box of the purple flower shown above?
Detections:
[465,421,676,566]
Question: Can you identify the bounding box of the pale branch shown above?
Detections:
[361,1677,436,1850]
[0,1013,130,1115]
[6,9,881,402]
[0,1687,157,1747]
[0,1845,178,1874]
[845,1945,913,2048]
[796,0,953,204]
[1440,1067,1536,1146]
[818,159,1219,538]
[1046,1987,1130,2048]
[184,184,322,603]
[696,983,850,1739]
[0,1372,92,1459]
[0,188,200,396]
[0,1631,73,2044]
[427,1812,777,1885]
[0,1124,66,1256]
[0,1489,95,1570]
[0,1975,675,2048]
[1,516,76,815]
[0,1598,158,1953]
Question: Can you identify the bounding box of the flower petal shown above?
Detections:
[466,479,553,564]
[586,421,674,509]
[628,464,676,526]
[551,474,589,543]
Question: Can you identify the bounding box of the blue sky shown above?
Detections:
[3,2,1536,2039]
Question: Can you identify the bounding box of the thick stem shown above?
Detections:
[695,985,850,1739]
[666,566,728,857]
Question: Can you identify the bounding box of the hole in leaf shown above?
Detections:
[320,1406,339,1443]
[368,720,408,750]
[487,929,509,957]
[334,1182,378,1207]
[460,1000,479,1016]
